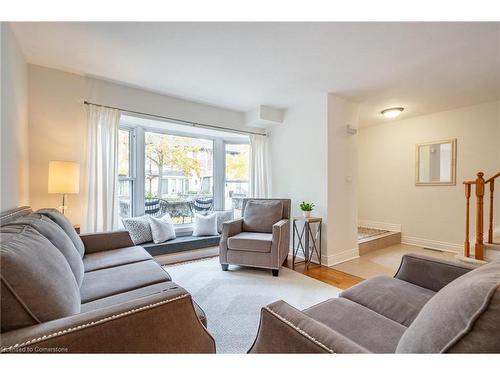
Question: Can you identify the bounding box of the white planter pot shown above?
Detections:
[302,210,312,218]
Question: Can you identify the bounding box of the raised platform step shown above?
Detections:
[358,231,401,256]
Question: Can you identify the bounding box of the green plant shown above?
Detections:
[299,201,315,212]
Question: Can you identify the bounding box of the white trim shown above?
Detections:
[326,248,360,266]
[289,247,359,267]
[401,236,461,254]
[358,220,402,232]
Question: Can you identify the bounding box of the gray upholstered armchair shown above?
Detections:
[219,199,291,276]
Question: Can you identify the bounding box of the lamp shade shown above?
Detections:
[48,161,80,194]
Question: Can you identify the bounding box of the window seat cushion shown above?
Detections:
[141,235,221,256]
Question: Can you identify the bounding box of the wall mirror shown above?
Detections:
[415,139,457,186]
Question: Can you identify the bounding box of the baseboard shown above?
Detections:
[288,247,359,267]
[326,247,360,266]
[358,220,402,232]
[401,236,461,254]
[154,246,219,265]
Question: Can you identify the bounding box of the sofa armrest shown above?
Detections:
[248,300,369,353]
[80,230,134,253]
[272,219,290,268]
[1,287,215,353]
[394,253,478,292]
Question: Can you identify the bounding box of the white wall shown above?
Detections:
[358,100,500,252]
[270,93,360,266]
[28,65,253,225]
[327,95,360,264]
[0,23,29,211]
[269,93,329,255]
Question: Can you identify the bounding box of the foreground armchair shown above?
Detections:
[219,199,291,276]
[249,254,500,353]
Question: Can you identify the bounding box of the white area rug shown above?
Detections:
[164,257,341,353]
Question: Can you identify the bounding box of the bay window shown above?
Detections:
[117,115,249,228]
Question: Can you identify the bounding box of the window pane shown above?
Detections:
[144,131,214,224]
[118,180,132,219]
[118,129,133,219]
[225,143,250,215]
[118,129,130,178]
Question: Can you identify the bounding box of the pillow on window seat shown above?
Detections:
[149,213,176,244]
[122,215,153,245]
[192,213,218,237]
[215,210,233,233]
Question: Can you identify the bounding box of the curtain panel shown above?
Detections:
[249,134,271,198]
[83,104,121,233]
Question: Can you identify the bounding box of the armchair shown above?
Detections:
[219,199,291,276]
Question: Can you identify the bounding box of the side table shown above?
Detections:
[292,217,322,269]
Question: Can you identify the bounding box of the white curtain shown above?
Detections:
[83,104,121,233]
[249,134,271,198]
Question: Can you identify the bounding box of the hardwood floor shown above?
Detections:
[284,257,364,290]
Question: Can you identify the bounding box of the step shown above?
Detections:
[358,231,401,256]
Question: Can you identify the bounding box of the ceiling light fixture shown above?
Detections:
[381,107,404,119]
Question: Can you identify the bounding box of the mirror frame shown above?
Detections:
[415,138,457,186]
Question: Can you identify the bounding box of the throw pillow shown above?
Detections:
[122,215,153,245]
[37,208,85,257]
[215,210,234,233]
[149,213,176,244]
[192,213,218,236]
[242,200,283,233]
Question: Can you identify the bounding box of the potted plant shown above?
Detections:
[299,201,315,218]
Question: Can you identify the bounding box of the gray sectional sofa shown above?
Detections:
[249,253,500,353]
[0,206,215,353]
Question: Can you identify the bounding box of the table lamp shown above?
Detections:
[48,161,80,214]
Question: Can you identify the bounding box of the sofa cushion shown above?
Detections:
[228,232,273,253]
[340,276,435,327]
[80,259,171,303]
[242,200,283,233]
[0,225,80,332]
[37,208,85,257]
[303,297,406,353]
[80,280,207,328]
[396,261,500,353]
[11,213,84,286]
[83,246,152,272]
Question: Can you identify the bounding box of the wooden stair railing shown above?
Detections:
[464,171,500,260]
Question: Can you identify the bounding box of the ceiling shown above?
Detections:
[11,22,500,127]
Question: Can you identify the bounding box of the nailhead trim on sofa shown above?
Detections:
[264,306,335,353]
[0,294,190,353]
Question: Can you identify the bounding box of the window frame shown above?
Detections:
[223,140,250,211]
[118,126,137,217]
[119,116,249,231]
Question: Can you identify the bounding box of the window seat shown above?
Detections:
[141,235,221,256]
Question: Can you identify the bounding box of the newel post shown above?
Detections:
[475,172,485,260]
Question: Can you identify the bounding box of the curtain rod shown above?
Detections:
[83,100,266,137]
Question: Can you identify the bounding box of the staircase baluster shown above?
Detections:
[475,172,485,260]
[488,179,494,244]
[464,183,471,258]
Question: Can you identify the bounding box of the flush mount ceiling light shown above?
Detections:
[381,107,404,119]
